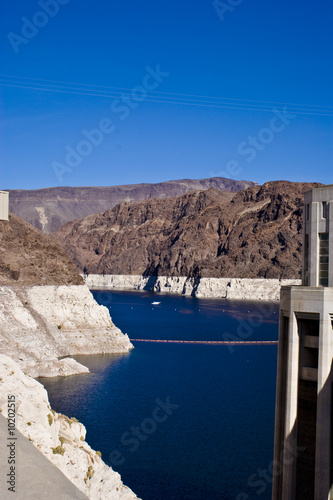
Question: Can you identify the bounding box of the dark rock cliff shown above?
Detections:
[52,180,321,279]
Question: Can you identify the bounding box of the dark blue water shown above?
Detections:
[40,291,279,500]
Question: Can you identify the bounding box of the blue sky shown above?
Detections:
[0,0,332,189]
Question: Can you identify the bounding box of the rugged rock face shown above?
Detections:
[0,355,139,499]
[0,285,133,377]
[53,181,321,280]
[8,177,256,233]
[0,213,83,285]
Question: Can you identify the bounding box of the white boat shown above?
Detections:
[151,301,161,305]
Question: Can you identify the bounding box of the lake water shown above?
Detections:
[40,290,279,500]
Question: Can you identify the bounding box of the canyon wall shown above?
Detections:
[54,181,321,280]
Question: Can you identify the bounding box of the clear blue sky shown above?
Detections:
[0,0,332,189]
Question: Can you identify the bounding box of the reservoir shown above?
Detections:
[41,290,279,500]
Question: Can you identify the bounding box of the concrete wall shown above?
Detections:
[272,286,333,500]
[0,191,9,221]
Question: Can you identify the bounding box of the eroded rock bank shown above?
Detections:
[0,284,133,377]
[84,274,301,302]
[0,355,139,499]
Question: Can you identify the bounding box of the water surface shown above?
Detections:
[41,291,279,500]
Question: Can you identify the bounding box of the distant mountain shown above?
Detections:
[8,177,256,233]
[52,181,322,280]
[0,214,83,285]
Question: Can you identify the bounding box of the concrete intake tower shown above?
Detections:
[272,185,333,499]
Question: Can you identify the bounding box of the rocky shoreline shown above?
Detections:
[0,283,139,499]
[84,274,301,302]
[0,284,133,378]
[0,354,139,499]
[0,210,140,497]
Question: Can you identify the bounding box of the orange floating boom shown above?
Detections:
[130,339,278,345]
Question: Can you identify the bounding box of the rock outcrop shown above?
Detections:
[8,177,256,233]
[85,274,301,302]
[0,355,139,499]
[0,285,133,377]
[54,181,321,280]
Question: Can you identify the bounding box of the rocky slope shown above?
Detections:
[53,181,321,280]
[0,355,139,499]
[0,212,133,377]
[0,213,83,285]
[8,177,256,233]
[0,213,133,377]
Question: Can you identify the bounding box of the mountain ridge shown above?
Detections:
[8,177,257,232]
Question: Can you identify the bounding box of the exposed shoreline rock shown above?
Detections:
[0,284,133,378]
[84,274,301,302]
[0,354,139,499]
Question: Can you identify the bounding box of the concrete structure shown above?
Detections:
[0,190,9,221]
[303,186,333,287]
[272,185,333,500]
